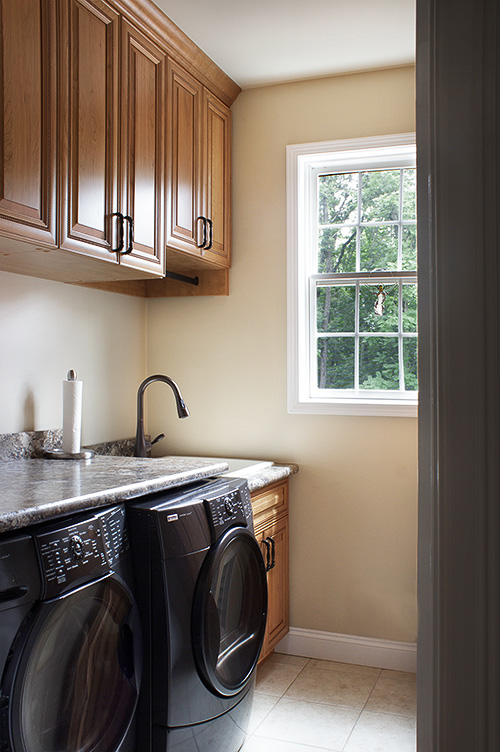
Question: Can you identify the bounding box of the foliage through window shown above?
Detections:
[287,135,417,416]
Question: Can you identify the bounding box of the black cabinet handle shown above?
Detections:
[196,216,207,248]
[205,218,213,250]
[261,538,271,572]
[112,212,124,253]
[268,537,276,570]
[122,215,134,255]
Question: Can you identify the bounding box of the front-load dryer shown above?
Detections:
[127,477,267,752]
[0,504,142,752]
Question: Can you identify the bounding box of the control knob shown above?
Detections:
[70,535,85,559]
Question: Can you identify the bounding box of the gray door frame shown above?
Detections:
[417,0,500,749]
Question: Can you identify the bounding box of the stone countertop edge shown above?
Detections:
[228,463,299,493]
[0,457,230,533]
[0,456,299,534]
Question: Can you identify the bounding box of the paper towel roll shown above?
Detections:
[62,371,83,454]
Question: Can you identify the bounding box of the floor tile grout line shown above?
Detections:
[253,694,381,714]
[252,658,416,752]
[247,694,280,736]
[339,667,382,751]
[250,658,313,737]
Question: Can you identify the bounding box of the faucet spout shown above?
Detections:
[134,374,190,457]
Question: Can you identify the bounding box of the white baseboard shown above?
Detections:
[275,627,417,673]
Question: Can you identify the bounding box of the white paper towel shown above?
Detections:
[62,371,83,454]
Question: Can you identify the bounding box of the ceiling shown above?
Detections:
[151,0,416,88]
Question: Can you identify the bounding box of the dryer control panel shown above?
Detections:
[204,479,254,540]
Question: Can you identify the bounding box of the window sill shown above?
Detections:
[288,397,418,417]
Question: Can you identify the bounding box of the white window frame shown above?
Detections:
[287,133,417,417]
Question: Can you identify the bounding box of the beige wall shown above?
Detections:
[0,66,417,643]
[0,271,147,444]
[146,66,418,642]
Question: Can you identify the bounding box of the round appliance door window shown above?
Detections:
[192,527,267,697]
[10,576,140,752]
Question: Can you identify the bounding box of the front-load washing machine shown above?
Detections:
[0,504,142,752]
[127,477,267,752]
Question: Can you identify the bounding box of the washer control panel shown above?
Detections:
[96,505,129,568]
[204,479,254,539]
[35,518,107,599]
[33,505,126,600]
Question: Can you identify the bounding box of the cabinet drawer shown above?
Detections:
[251,480,288,531]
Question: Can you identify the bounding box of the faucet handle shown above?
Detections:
[151,433,165,447]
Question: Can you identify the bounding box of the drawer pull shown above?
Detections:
[261,538,271,571]
[268,537,276,570]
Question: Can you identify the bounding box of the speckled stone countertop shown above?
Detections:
[0,455,229,533]
[0,431,299,533]
[241,464,298,492]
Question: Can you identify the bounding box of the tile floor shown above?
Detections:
[242,653,416,752]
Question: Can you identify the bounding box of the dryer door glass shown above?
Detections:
[193,528,267,697]
[10,576,139,752]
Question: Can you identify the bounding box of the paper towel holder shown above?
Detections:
[45,369,94,460]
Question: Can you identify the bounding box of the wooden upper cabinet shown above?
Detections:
[166,60,202,256]
[58,0,119,261]
[166,59,231,270]
[118,19,165,275]
[0,0,238,286]
[201,90,231,267]
[59,0,165,276]
[0,0,57,245]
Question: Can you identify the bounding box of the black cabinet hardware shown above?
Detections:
[112,212,124,253]
[206,218,213,250]
[196,216,207,248]
[261,538,271,571]
[268,537,276,570]
[123,215,134,254]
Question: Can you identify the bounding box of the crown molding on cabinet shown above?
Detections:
[111,0,241,106]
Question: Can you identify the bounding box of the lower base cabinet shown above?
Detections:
[251,480,289,663]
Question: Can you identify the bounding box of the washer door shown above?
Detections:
[6,574,140,752]
[192,527,267,697]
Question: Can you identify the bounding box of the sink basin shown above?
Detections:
[170,456,273,478]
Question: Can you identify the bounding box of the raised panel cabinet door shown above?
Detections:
[255,514,289,663]
[263,517,289,654]
[58,0,119,260]
[0,0,57,245]
[166,59,203,256]
[201,90,231,268]
[118,20,165,276]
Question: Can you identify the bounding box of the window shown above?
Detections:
[287,134,417,417]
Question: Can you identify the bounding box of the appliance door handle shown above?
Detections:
[268,537,276,570]
[261,538,271,572]
[112,212,124,254]
[205,218,213,250]
[122,215,134,255]
[196,216,207,248]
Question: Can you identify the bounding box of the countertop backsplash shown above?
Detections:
[0,430,140,461]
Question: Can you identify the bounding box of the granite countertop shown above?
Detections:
[0,455,229,533]
[0,431,299,534]
[237,463,298,493]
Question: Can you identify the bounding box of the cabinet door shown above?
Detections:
[166,60,203,256]
[256,516,289,662]
[118,20,165,276]
[201,90,231,268]
[59,0,119,260]
[0,0,56,245]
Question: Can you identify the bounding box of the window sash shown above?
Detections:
[310,276,418,399]
[287,133,417,417]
